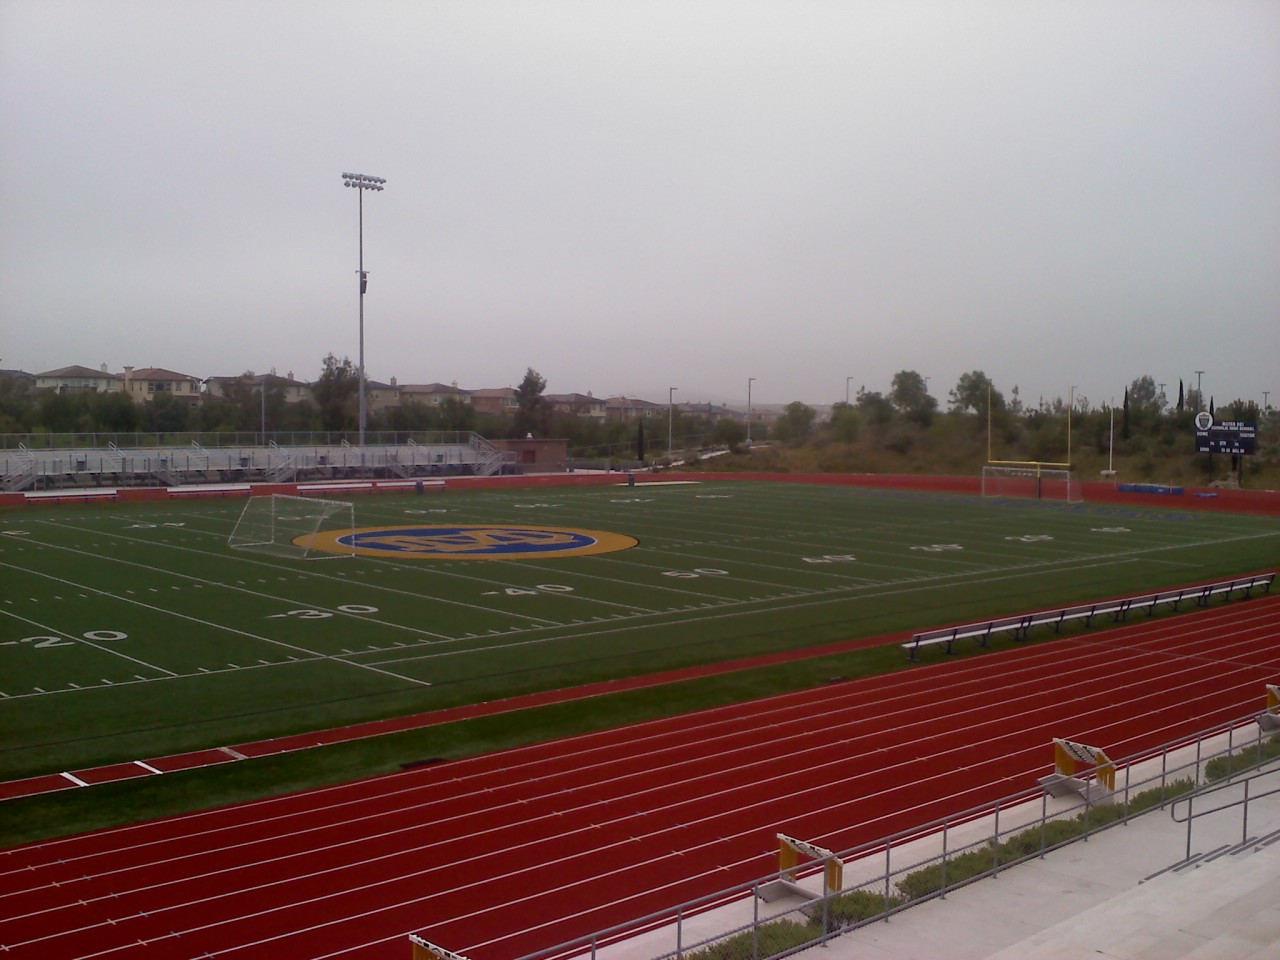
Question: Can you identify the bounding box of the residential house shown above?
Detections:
[545,392,607,421]
[205,372,311,404]
[396,381,473,409]
[34,364,122,395]
[121,367,204,406]
[605,396,667,422]
[470,387,518,417]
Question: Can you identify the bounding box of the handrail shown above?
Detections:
[1169,763,1280,861]
[1170,764,1280,825]
[489,711,1280,960]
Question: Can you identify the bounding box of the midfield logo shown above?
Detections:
[299,524,638,559]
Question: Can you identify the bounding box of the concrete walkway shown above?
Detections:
[811,764,1280,960]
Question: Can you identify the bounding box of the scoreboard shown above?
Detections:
[1194,413,1257,455]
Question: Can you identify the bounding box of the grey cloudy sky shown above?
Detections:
[2,0,1276,410]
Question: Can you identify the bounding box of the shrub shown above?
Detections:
[1205,736,1280,781]
[682,918,819,960]
[895,779,1198,900]
[812,888,905,930]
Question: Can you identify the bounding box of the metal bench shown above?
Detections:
[904,573,1274,660]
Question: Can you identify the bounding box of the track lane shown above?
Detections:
[0,596,1276,959]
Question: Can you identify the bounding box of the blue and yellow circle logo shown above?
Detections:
[297,524,638,559]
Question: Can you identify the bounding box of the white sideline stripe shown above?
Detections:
[59,772,88,787]
[133,761,163,775]
[6,602,1277,957]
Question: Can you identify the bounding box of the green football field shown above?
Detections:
[2,479,1277,782]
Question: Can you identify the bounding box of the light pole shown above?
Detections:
[747,377,756,443]
[342,171,386,446]
[845,376,854,405]
[668,387,677,455]
[1194,370,1205,412]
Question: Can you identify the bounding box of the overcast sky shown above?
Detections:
[1,1,1276,410]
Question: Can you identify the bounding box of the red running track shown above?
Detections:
[1,596,1278,960]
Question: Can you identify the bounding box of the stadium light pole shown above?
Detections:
[668,387,677,455]
[747,377,756,442]
[342,171,387,447]
[1194,370,1205,412]
[845,376,854,405]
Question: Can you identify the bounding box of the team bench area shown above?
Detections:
[904,572,1276,660]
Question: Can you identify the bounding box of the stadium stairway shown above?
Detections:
[809,767,1280,960]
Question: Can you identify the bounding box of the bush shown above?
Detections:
[1205,736,1280,781]
[895,779,1198,900]
[682,918,819,960]
[811,888,904,930]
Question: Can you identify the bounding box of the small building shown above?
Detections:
[490,437,569,472]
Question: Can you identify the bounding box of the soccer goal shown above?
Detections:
[981,463,1083,503]
[228,494,355,559]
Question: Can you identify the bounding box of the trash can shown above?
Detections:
[415,480,425,495]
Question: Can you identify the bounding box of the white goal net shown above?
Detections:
[981,464,1083,503]
[228,494,355,559]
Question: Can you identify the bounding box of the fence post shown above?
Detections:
[752,883,760,960]
[940,821,949,897]
[993,803,1001,873]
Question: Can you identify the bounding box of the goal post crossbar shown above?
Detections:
[987,459,1073,469]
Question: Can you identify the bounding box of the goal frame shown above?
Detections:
[228,494,355,559]
[981,462,1083,503]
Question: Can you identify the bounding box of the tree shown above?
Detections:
[90,390,140,432]
[1177,379,1184,412]
[1127,375,1159,411]
[311,354,360,433]
[828,404,860,443]
[948,371,1004,417]
[711,417,747,451]
[436,396,476,432]
[889,370,938,427]
[772,401,816,443]
[513,367,549,438]
[856,388,894,429]
[140,393,191,433]
[1122,387,1131,440]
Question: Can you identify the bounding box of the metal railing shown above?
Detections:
[484,714,1280,960]
[1171,762,1280,860]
